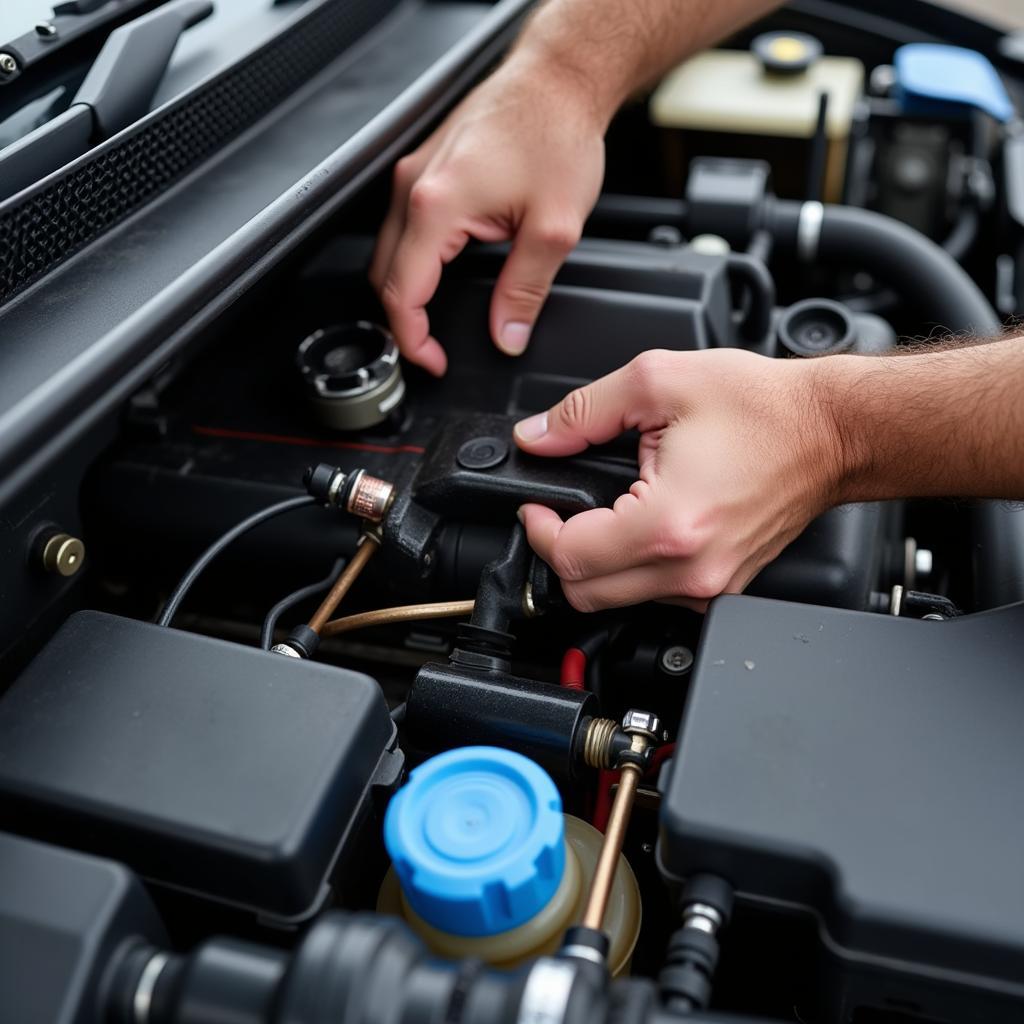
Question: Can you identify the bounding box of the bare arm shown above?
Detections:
[371,0,778,375]
[824,336,1024,504]
[514,0,780,127]
[513,335,1024,612]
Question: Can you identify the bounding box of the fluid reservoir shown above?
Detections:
[649,39,864,202]
[378,746,641,975]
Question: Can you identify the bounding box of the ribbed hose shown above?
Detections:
[765,199,1022,608]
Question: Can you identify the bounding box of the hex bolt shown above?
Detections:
[659,644,694,676]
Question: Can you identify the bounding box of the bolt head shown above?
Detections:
[659,644,694,675]
[0,54,17,75]
[622,709,661,737]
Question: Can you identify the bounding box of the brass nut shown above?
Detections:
[42,533,85,577]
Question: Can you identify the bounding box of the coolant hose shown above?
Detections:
[765,199,1023,608]
[764,199,999,334]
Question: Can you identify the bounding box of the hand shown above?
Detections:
[370,55,606,376]
[514,348,844,611]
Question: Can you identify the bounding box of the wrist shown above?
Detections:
[506,35,625,132]
[798,354,876,507]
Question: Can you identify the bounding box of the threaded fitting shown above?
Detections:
[582,717,619,770]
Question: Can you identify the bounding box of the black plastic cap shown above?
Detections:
[680,874,734,925]
[286,625,321,659]
[305,464,342,504]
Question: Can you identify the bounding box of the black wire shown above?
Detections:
[260,556,347,650]
[157,494,318,628]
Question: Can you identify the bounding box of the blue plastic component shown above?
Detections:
[384,746,566,936]
[894,44,1014,123]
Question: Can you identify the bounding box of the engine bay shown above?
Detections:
[2,2,1024,1022]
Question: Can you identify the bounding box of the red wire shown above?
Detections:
[191,424,426,455]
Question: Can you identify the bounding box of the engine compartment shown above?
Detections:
[2,2,1024,1022]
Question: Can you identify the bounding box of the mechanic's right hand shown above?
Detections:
[369,55,606,376]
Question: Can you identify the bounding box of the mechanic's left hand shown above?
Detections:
[514,348,845,611]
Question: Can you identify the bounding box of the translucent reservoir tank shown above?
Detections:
[379,746,641,975]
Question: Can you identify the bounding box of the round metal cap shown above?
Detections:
[296,321,405,431]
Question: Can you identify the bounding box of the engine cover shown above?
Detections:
[659,596,1024,1021]
[0,612,401,922]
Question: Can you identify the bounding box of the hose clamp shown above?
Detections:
[133,950,170,1024]
[517,959,577,1024]
[797,200,824,262]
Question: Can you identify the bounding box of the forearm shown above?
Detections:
[508,0,780,128]
[816,335,1024,503]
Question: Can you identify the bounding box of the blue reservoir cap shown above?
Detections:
[384,746,566,936]
[894,44,1014,123]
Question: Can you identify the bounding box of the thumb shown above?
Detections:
[490,213,580,357]
[513,354,663,457]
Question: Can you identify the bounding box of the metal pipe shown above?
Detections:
[581,762,642,931]
[307,533,380,634]
[321,600,475,637]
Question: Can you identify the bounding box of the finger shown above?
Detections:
[369,205,405,295]
[562,564,670,612]
[519,482,663,581]
[370,156,418,292]
[562,558,731,612]
[379,192,469,377]
[489,212,580,357]
[513,350,673,457]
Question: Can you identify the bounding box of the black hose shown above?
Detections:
[157,494,317,628]
[765,199,1000,334]
[763,199,1024,608]
[260,556,347,650]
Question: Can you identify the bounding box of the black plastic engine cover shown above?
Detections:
[0,612,401,922]
[659,596,1024,1021]
[0,832,166,1024]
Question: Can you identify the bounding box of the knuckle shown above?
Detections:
[379,278,402,315]
[408,178,448,215]
[629,349,671,392]
[549,544,587,583]
[534,217,581,253]
[562,582,599,614]
[649,514,702,561]
[392,156,417,190]
[502,279,550,308]
[556,386,594,432]
[680,562,733,601]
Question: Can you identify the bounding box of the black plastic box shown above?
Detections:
[660,596,1024,1021]
[0,612,400,921]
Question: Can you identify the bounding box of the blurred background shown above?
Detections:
[949,0,1023,27]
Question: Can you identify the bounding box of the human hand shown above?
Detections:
[514,348,844,611]
[369,55,606,376]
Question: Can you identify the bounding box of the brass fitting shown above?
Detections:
[582,717,620,770]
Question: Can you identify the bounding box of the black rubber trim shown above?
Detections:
[0,0,399,306]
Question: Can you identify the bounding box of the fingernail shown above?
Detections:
[514,412,548,442]
[516,506,525,525]
[500,321,531,355]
